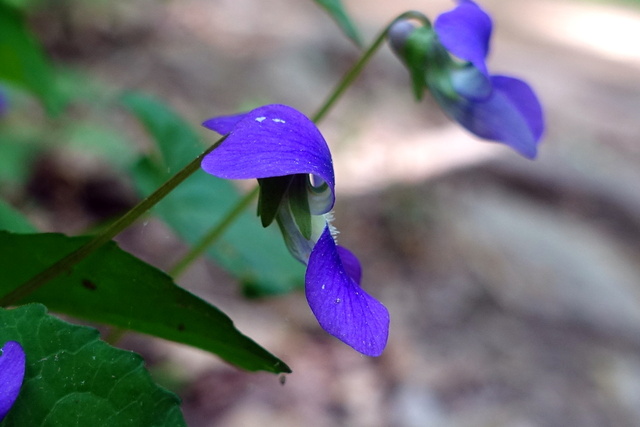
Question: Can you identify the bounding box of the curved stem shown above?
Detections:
[0,137,225,307]
[311,11,430,124]
[311,29,387,123]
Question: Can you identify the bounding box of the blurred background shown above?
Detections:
[2,0,640,425]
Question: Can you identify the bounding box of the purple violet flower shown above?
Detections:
[433,0,544,158]
[0,341,26,421]
[389,0,544,159]
[201,104,389,356]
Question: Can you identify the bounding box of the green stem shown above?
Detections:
[311,28,388,123]
[0,137,225,307]
[311,11,430,123]
[168,185,260,278]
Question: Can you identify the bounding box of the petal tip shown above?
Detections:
[306,228,390,357]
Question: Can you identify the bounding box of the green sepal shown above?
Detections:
[388,17,460,102]
[402,26,437,100]
[257,176,293,228]
[288,175,312,240]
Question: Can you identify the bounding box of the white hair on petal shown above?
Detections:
[323,211,340,243]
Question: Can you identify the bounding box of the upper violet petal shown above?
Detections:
[0,341,26,421]
[306,227,389,356]
[202,112,247,135]
[434,0,492,75]
[201,104,336,209]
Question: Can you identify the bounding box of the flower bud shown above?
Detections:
[387,19,419,54]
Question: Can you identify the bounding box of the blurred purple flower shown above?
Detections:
[201,104,389,356]
[432,0,544,158]
[389,0,544,158]
[0,341,26,421]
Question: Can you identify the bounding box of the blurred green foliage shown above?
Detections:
[0,3,66,114]
[314,0,362,47]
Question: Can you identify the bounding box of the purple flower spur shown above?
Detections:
[202,104,389,356]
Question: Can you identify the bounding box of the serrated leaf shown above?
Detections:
[0,232,291,373]
[0,304,186,426]
[314,0,362,47]
[0,4,64,114]
[121,92,305,296]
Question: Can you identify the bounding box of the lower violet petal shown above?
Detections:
[0,341,26,421]
[491,75,544,143]
[305,227,389,356]
[336,246,362,285]
[435,76,541,159]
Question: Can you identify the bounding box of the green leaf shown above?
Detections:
[0,199,35,232]
[0,232,291,373]
[314,0,362,47]
[0,304,186,426]
[121,92,305,296]
[0,4,64,114]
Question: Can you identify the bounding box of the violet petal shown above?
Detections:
[201,104,336,210]
[492,75,545,143]
[0,341,26,421]
[434,0,492,75]
[306,227,389,356]
[336,246,362,285]
[438,74,543,159]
